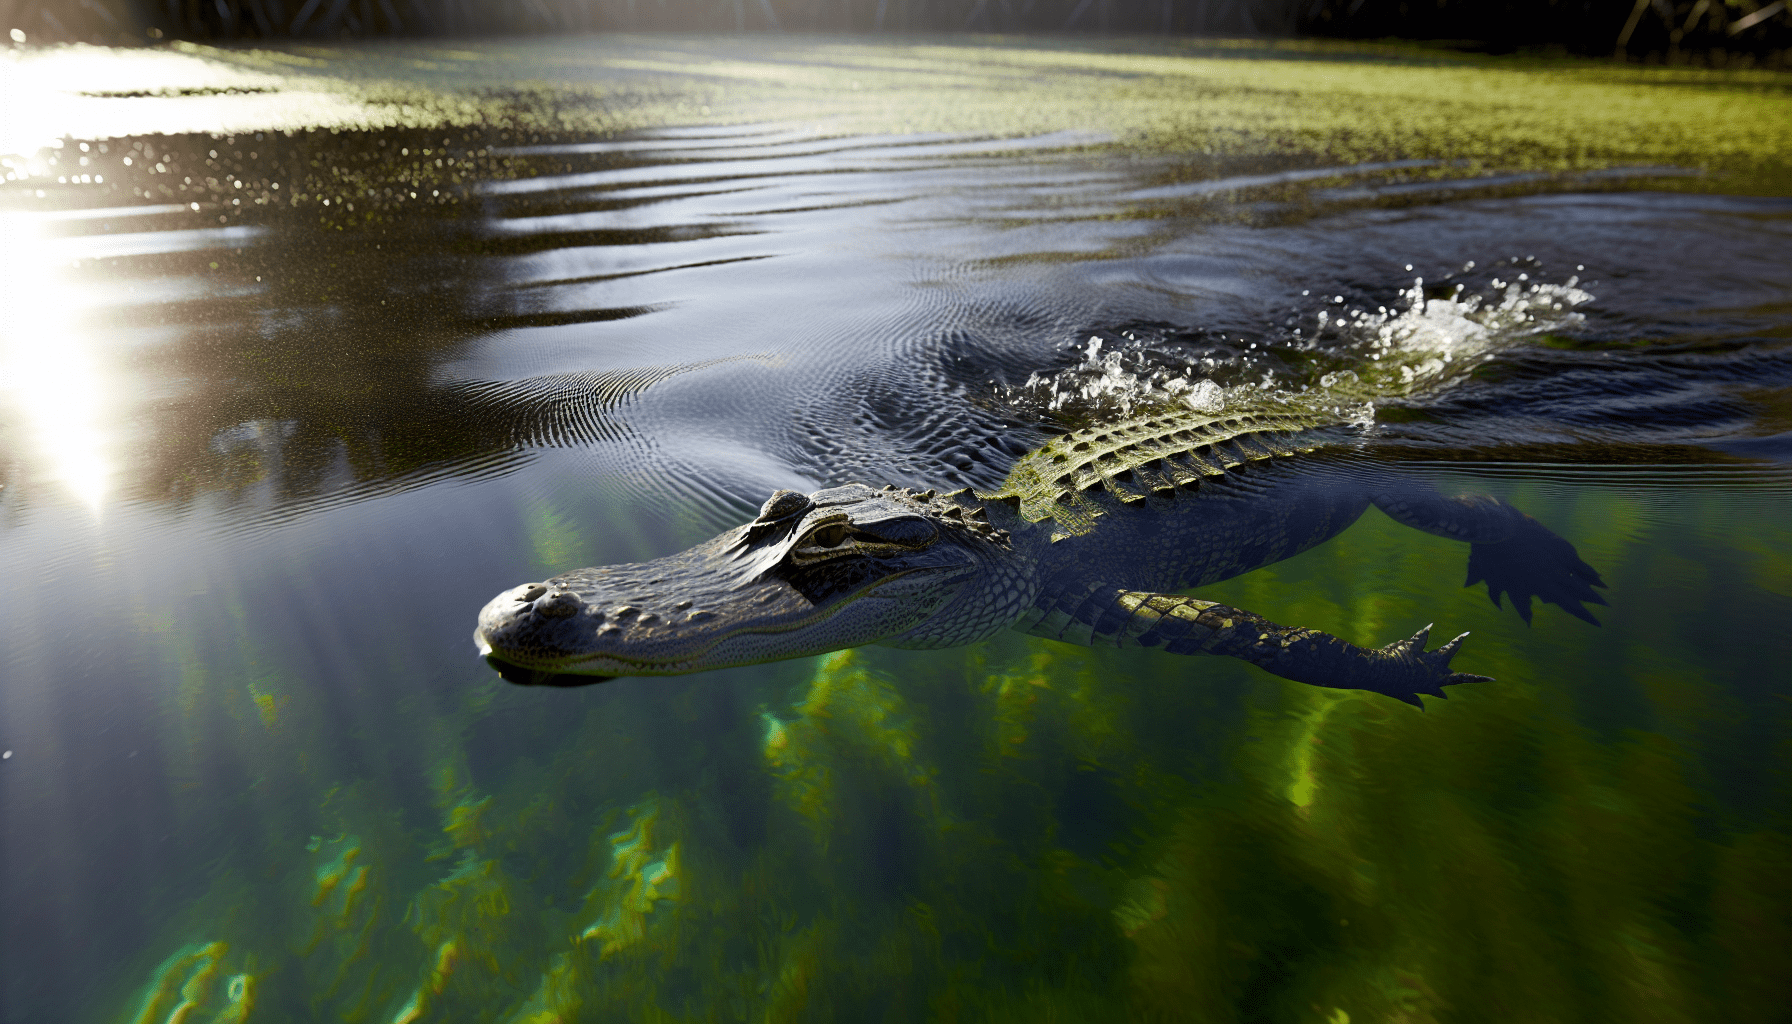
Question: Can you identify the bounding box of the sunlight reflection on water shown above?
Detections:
[0,211,113,509]
[0,45,371,156]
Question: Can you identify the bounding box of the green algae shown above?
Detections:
[14,36,1790,214]
[163,35,1792,193]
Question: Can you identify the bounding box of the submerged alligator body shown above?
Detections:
[475,399,1606,707]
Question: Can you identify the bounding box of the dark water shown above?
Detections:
[3,101,1790,1022]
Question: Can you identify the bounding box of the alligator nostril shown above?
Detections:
[535,591,580,618]
[519,584,548,603]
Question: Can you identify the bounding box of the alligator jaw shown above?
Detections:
[474,549,969,685]
[474,483,1008,686]
[482,655,616,688]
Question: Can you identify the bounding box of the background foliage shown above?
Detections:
[5,0,1790,63]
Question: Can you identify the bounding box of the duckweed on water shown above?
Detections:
[11,36,1792,207]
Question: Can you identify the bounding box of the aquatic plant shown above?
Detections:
[125,943,254,1024]
[573,798,682,956]
[111,578,1792,1023]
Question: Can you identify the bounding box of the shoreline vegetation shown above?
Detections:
[6,0,1791,66]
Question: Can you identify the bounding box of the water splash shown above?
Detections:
[1003,268,1595,431]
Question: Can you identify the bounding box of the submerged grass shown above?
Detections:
[106,484,1790,1023]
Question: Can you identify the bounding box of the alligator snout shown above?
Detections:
[497,582,585,621]
[473,581,610,686]
[474,504,965,684]
[525,585,581,618]
[474,562,752,685]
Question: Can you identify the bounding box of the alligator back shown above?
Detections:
[978,403,1338,539]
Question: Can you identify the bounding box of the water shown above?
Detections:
[2,39,1790,1023]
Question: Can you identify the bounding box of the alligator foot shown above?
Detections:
[1029,589,1492,708]
[1466,515,1608,625]
[1362,624,1495,708]
[1372,485,1607,626]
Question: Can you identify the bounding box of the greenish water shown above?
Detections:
[1,36,1788,1024]
[64,478,1792,1023]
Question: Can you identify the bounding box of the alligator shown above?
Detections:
[474,396,1607,707]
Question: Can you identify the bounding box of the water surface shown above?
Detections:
[1,38,1789,1024]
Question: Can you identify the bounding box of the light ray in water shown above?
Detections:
[0,212,113,510]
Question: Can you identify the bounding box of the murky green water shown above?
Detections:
[1,36,1788,1024]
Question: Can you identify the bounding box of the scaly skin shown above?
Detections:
[475,405,1606,706]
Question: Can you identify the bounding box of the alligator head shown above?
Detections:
[475,483,1011,685]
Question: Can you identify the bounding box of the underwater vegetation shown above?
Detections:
[110,482,1790,1023]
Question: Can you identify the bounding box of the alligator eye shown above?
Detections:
[850,516,937,549]
[812,524,849,547]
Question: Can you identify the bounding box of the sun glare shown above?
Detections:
[0,46,381,157]
[0,212,114,510]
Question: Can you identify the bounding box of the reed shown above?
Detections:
[3,0,1786,62]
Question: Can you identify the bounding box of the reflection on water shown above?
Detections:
[1,41,1790,1024]
[1,212,115,509]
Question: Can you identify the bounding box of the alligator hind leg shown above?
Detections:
[1020,587,1489,707]
[1372,488,1607,624]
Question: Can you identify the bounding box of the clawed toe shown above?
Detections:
[1378,626,1490,708]
[1466,521,1608,627]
